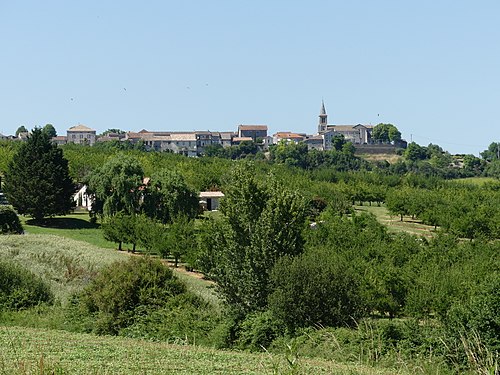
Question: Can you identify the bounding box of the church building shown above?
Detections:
[317,101,373,148]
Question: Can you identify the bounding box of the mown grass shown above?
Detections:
[355,204,436,237]
[0,234,126,303]
[0,326,408,375]
[20,211,118,249]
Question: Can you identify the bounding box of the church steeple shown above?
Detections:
[318,100,328,133]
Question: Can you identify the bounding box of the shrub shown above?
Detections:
[120,293,222,346]
[0,206,23,234]
[445,275,500,364]
[76,256,186,334]
[268,251,367,332]
[235,310,284,351]
[0,260,53,310]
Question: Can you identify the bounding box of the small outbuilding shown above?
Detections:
[199,191,225,211]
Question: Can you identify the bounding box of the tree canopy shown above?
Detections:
[42,124,57,138]
[372,123,401,143]
[142,169,198,223]
[87,154,144,217]
[3,128,74,221]
[15,126,28,136]
[204,163,307,313]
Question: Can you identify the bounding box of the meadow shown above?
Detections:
[0,326,406,375]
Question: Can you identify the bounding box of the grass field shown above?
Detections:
[355,204,436,237]
[0,326,407,375]
[20,211,118,249]
[0,234,126,303]
[451,176,499,185]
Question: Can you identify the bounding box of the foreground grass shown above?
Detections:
[0,326,407,375]
[355,204,436,237]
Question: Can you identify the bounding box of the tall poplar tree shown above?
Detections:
[4,128,74,221]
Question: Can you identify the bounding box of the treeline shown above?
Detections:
[385,184,500,239]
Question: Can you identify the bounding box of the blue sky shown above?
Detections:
[1,1,498,155]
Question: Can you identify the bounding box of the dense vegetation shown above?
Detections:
[0,138,498,373]
[3,129,74,221]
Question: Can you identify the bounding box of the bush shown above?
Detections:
[0,206,23,234]
[268,251,367,332]
[235,310,284,351]
[0,260,53,310]
[120,293,222,346]
[76,256,186,334]
[445,276,500,361]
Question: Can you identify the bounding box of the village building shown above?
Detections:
[67,124,96,145]
[52,136,68,146]
[199,191,225,211]
[317,101,373,148]
[273,132,306,144]
[237,125,268,141]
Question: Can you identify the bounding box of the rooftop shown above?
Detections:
[238,125,268,131]
[68,124,96,132]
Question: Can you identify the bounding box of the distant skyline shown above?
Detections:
[1,1,498,155]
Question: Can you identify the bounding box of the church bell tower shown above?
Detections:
[318,100,328,133]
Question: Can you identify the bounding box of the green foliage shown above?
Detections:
[0,206,23,234]
[269,251,366,332]
[372,123,401,143]
[143,169,198,223]
[235,310,284,351]
[445,276,500,354]
[4,128,75,221]
[212,163,307,313]
[485,159,500,178]
[0,260,54,310]
[0,234,126,303]
[271,320,451,373]
[76,256,186,334]
[42,123,57,138]
[120,293,222,346]
[164,215,196,267]
[270,142,309,168]
[100,128,125,136]
[404,142,427,161]
[480,141,500,161]
[101,212,130,250]
[87,153,144,217]
[15,125,28,136]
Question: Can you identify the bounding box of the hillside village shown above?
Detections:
[3,102,407,156]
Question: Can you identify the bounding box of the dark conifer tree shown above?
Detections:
[4,128,74,221]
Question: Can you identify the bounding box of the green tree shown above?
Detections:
[372,123,401,143]
[332,134,346,151]
[163,215,196,267]
[385,187,412,221]
[270,141,308,168]
[100,128,125,136]
[76,257,186,334]
[42,124,57,138]
[484,160,500,178]
[87,154,144,217]
[480,142,500,161]
[4,128,74,221]
[269,250,366,332]
[15,125,27,136]
[142,169,198,223]
[212,164,307,313]
[404,142,428,161]
[101,212,130,250]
